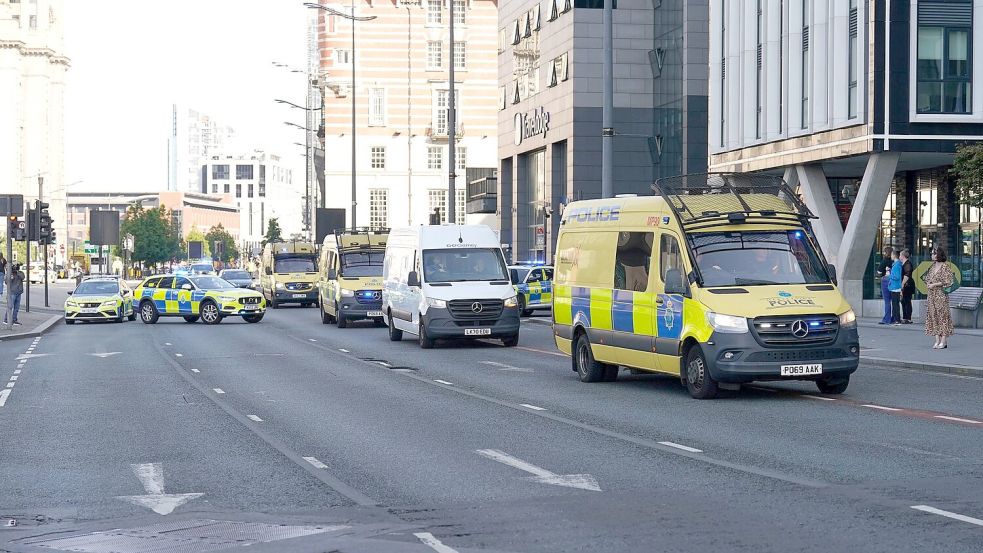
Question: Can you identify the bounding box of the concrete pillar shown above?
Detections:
[795,164,845,268]
[839,152,901,313]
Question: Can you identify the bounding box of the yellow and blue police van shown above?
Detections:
[133,274,266,325]
[553,173,860,399]
[317,228,388,328]
[260,241,318,308]
[64,277,136,324]
[508,264,554,317]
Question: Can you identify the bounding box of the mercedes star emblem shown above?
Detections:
[791,320,809,338]
[471,302,483,313]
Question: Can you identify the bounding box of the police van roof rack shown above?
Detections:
[652,173,815,233]
[333,227,389,251]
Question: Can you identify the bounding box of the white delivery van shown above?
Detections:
[382,225,521,349]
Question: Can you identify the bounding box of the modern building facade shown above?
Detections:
[709,0,983,315]
[168,104,236,193]
[497,0,709,263]
[316,0,499,229]
[200,150,299,252]
[0,0,69,261]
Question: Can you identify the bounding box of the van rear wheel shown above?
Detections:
[816,376,850,394]
[387,312,403,341]
[574,333,612,383]
[684,346,719,399]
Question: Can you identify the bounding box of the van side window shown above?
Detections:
[660,233,683,281]
[614,232,653,292]
[528,269,543,283]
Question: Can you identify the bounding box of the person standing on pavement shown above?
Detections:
[900,249,915,324]
[924,247,955,349]
[876,247,894,324]
[0,253,7,297]
[888,250,903,325]
[2,263,25,326]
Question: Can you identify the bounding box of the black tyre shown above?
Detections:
[388,312,403,341]
[243,313,264,323]
[200,301,223,325]
[419,320,434,349]
[336,305,349,328]
[140,301,159,324]
[603,365,620,382]
[574,333,611,383]
[517,296,532,317]
[116,306,125,323]
[127,309,136,321]
[183,316,200,323]
[65,318,75,325]
[271,296,279,309]
[816,376,850,394]
[373,318,387,328]
[684,346,719,399]
[320,301,334,324]
[502,333,519,347]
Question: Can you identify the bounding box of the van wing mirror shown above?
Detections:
[407,270,421,288]
[827,263,837,285]
[328,269,337,280]
[265,266,272,275]
[664,268,687,295]
[181,283,193,291]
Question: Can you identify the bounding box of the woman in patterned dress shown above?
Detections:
[924,247,955,349]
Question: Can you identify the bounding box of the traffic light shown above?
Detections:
[37,200,52,245]
[7,215,26,241]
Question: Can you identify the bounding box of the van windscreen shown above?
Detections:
[691,230,830,287]
[423,248,509,283]
[341,252,383,277]
[274,257,317,273]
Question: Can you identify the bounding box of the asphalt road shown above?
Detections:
[1,306,981,552]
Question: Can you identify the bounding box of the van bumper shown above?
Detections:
[422,308,521,338]
[338,300,384,320]
[274,290,317,303]
[702,327,860,383]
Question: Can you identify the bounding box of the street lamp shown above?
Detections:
[305,2,377,230]
[273,61,321,240]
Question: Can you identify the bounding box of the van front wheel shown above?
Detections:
[419,320,435,349]
[685,346,719,399]
[574,333,611,383]
[387,312,403,341]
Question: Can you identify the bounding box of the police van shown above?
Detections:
[382,225,520,348]
[260,241,318,308]
[553,173,859,399]
[317,228,388,328]
[508,264,554,317]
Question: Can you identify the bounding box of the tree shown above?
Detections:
[205,223,239,263]
[263,217,283,246]
[951,142,983,209]
[120,203,182,268]
[186,225,210,259]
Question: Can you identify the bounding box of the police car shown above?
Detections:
[508,264,553,317]
[133,274,266,325]
[64,277,136,324]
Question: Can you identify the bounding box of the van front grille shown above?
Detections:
[751,315,839,346]
[447,299,504,320]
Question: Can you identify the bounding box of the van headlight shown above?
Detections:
[504,295,518,308]
[340,288,355,297]
[426,297,447,308]
[706,312,749,333]
[839,309,857,329]
[275,282,285,290]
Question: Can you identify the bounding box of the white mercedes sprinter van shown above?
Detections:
[382,225,520,348]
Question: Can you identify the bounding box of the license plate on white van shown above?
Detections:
[292,294,306,299]
[464,328,492,336]
[367,311,384,317]
[780,364,823,376]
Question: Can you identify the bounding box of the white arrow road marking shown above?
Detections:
[911,505,983,527]
[115,463,203,515]
[414,532,461,553]
[89,352,122,358]
[481,361,534,373]
[0,389,10,407]
[15,353,51,360]
[475,449,601,491]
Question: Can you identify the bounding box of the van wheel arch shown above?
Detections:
[679,338,701,383]
[571,325,589,372]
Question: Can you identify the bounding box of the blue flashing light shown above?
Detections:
[809,321,821,327]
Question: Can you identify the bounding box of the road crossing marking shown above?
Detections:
[175,353,183,357]
[13,370,20,375]
[658,441,704,453]
[303,456,328,469]
[213,388,225,394]
[0,389,10,407]
[433,379,454,385]
[190,369,200,373]
[247,415,264,422]
[164,342,172,346]
[5,382,14,388]
[338,348,349,353]
[9,376,17,382]
[520,403,546,411]
[862,404,903,412]
[911,505,983,527]
[934,415,982,424]
[414,532,461,553]
[475,449,601,491]
[308,338,317,342]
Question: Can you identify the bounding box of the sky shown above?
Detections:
[63,0,312,194]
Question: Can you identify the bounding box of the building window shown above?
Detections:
[371,146,386,169]
[428,189,448,222]
[212,164,229,179]
[29,15,36,29]
[456,188,465,225]
[335,48,352,65]
[369,88,386,126]
[428,146,443,170]
[236,164,253,180]
[456,146,467,171]
[801,0,810,129]
[369,189,389,228]
[224,183,230,194]
[427,41,442,69]
[848,0,859,118]
[212,184,218,194]
[259,183,265,197]
[427,0,442,24]
[453,0,466,24]
[236,183,242,198]
[917,26,972,114]
[453,41,466,69]
[432,89,459,135]
[248,183,254,197]
[755,0,763,139]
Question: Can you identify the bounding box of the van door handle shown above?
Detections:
[655,297,664,305]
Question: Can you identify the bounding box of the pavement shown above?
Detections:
[858,318,983,376]
[1,308,982,552]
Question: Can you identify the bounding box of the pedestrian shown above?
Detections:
[888,250,903,325]
[3,263,25,326]
[923,247,955,349]
[900,249,915,324]
[876,247,894,324]
[0,253,7,297]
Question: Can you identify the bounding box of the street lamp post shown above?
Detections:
[305,2,377,230]
[278,98,324,242]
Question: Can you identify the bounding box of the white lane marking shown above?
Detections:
[89,352,122,358]
[911,505,983,527]
[0,389,10,407]
[190,369,200,373]
[5,382,14,388]
[658,441,704,453]
[164,342,172,346]
[213,388,225,394]
[934,415,982,424]
[115,463,203,515]
[375,361,392,367]
[433,379,454,385]
[15,353,50,360]
[520,403,546,411]
[308,338,317,342]
[13,370,20,375]
[862,404,903,412]
[247,415,264,422]
[414,532,461,553]
[481,361,534,373]
[803,395,837,401]
[475,449,601,491]
[175,353,183,358]
[303,456,328,469]
[8,376,17,382]
[338,348,349,353]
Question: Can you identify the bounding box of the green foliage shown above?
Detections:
[204,223,239,263]
[120,203,183,267]
[951,142,983,209]
[0,235,27,264]
[263,217,283,246]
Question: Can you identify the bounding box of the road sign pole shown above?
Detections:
[24,203,30,314]
[43,243,49,307]
[4,217,12,330]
